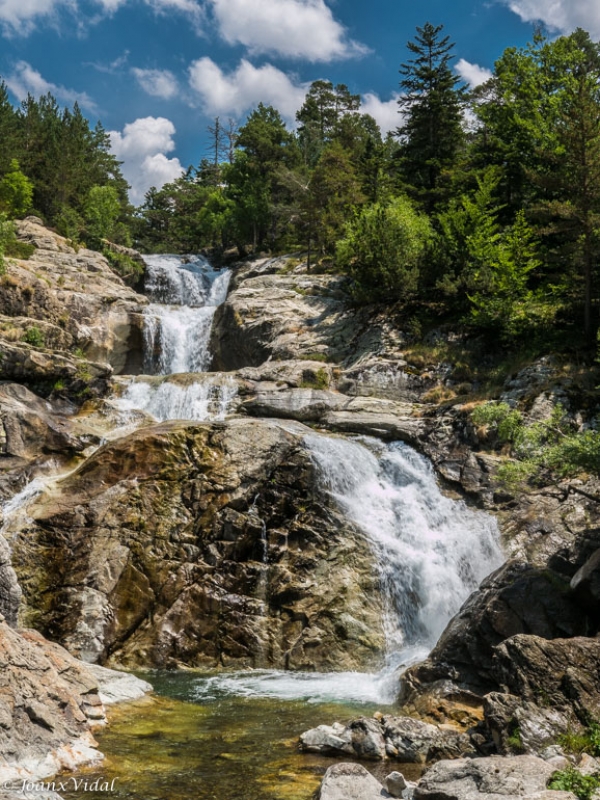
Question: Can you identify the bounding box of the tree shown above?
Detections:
[397,22,465,211]
[296,80,360,166]
[84,185,121,242]
[336,195,433,301]
[0,159,33,217]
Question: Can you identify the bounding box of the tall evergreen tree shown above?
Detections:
[397,22,465,211]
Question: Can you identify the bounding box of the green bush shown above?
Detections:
[471,402,523,442]
[549,768,600,800]
[22,325,45,347]
[103,249,144,280]
[336,196,433,302]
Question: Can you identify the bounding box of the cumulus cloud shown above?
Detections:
[132,68,179,99]
[6,60,98,111]
[455,58,493,88]
[361,92,401,134]
[109,117,184,204]
[500,0,600,39]
[208,0,367,61]
[188,57,308,122]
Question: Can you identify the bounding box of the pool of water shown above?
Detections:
[62,670,417,800]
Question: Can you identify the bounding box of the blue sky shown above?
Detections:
[1,0,599,204]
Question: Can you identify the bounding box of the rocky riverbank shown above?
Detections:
[0,234,599,798]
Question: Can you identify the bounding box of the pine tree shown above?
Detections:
[397,22,465,211]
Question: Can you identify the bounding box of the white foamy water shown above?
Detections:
[304,434,504,669]
[114,376,238,423]
[0,477,45,538]
[142,254,231,375]
[191,668,401,705]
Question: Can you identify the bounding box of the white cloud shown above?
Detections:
[109,117,184,204]
[0,0,62,35]
[361,92,401,134]
[455,58,493,88]
[188,57,308,122]
[0,0,203,36]
[500,0,600,39]
[5,60,98,111]
[132,67,178,99]
[208,0,367,61]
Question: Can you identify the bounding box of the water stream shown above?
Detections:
[5,252,506,799]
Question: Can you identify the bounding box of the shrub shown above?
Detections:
[336,196,433,302]
[548,768,600,800]
[22,326,45,347]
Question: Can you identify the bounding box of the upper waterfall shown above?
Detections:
[305,433,504,669]
[142,254,231,375]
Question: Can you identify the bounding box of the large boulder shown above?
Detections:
[10,418,385,670]
[414,755,576,800]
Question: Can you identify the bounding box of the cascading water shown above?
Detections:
[113,375,238,423]
[304,434,504,669]
[142,254,231,375]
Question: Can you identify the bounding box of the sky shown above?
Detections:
[1,0,599,205]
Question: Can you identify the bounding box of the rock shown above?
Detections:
[83,664,153,705]
[401,561,590,702]
[1,218,146,378]
[576,753,600,776]
[570,549,600,613]
[350,718,387,760]
[0,536,21,626]
[0,621,103,784]
[387,771,409,797]
[299,722,354,755]
[484,692,569,755]
[492,635,600,725]
[12,418,385,670]
[414,755,571,800]
[383,716,474,763]
[318,763,392,800]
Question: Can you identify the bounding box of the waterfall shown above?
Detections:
[142,254,231,375]
[304,433,504,669]
[113,376,238,423]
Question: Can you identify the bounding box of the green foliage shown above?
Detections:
[397,22,465,211]
[22,325,45,347]
[471,402,523,442]
[0,213,14,274]
[0,159,33,218]
[299,368,330,390]
[84,185,121,243]
[336,195,433,302]
[548,768,600,800]
[472,402,600,488]
[559,721,600,757]
[103,249,144,280]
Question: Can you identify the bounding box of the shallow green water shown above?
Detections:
[62,670,412,800]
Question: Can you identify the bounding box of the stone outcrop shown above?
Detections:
[0,617,151,786]
[10,418,385,670]
[0,217,146,391]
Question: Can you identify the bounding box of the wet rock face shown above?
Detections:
[11,418,385,671]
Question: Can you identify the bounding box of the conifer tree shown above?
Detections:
[397,22,465,211]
